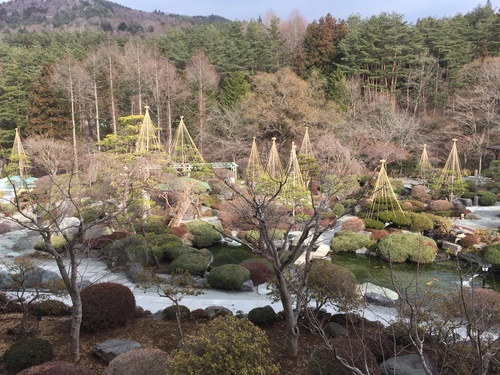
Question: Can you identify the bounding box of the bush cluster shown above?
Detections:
[33,300,71,317]
[163,305,191,320]
[208,264,250,290]
[477,191,497,206]
[248,305,279,326]
[183,221,222,247]
[378,233,438,263]
[133,215,170,234]
[3,338,53,370]
[18,361,94,375]
[241,261,273,285]
[211,247,253,267]
[105,348,169,375]
[146,232,184,261]
[484,242,500,266]
[308,339,380,375]
[81,282,136,332]
[167,252,210,276]
[363,218,386,230]
[330,231,372,253]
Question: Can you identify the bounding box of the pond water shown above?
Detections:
[332,253,499,294]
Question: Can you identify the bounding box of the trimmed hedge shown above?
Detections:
[378,233,438,263]
[330,231,372,253]
[18,361,94,375]
[183,221,222,247]
[167,252,210,276]
[81,282,136,332]
[3,338,53,370]
[248,305,279,326]
[208,264,251,290]
[33,300,71,317]
[163,305,191,320]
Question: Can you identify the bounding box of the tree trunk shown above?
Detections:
[276,271,299,357]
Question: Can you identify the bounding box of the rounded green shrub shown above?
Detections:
[34,234,68,253]
[33,300,71,317]
[368,197,400,212]
[248,305,279,326]
[208,264,251,290]
[308,339,380,375]
[3,338,53,370]
[163,244,199,262]
[484,242,500,266]
[409,212,434,232]
[120,234,151,265]
[378,233,438,263]
[80,206,104,223]
[241,261,273,285]
[478,191,497,206]
[146,232,185,261]
[133,215,170,234]
[331,203,345,216]
[183,221,222,247]
[363,218,386,230]
[105,348,169,375]
[168,315,279,374]
[330,231,372,253]
[167,252,210,276]
[375,211,412,228]
[81,282,136,332]
[163,305,191,320]
[211,247,253,267]
[18,361,94,375]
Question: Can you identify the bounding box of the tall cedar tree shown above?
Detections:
[26,62,71,138]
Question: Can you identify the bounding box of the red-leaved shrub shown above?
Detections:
[18,361,94,375]
[241,261,273,286]
[370,229,389,241]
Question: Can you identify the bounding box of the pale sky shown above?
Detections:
[115,0,496,23]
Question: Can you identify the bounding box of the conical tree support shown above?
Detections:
[299,127,313,158]
[298,126,318,186]
[436,138,463,199]
[418,144,432,183]
[136,106,164,153]
[368,159,404,219]
[266,137,282,180]
[282,143,307,208]
[171,116,206,169]
[246,137,264,185]
[10,128,30,177]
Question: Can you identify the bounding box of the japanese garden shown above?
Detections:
[0,0,500,374]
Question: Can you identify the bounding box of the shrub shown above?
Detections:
[477,191,497,206]
[330,231,372,253]
[18,361,94,375]
[33,300,71,317]
[409,212,434,232]
[244,229,285,244]
[105,348,169,375]
[81,282,136,332]
[133,215,170,234]
[183,221,222,247]
[211,247,253,267]
[341,217,365,232]
[208,264,250,290]
[168,315,279,374]
[370,229,389,241]
[241,261,273,285]
[34,234,68,253]
[191,308,210,320]
[368,197,400,211]
[308,338,380,375]
[331,203,345,216]
[460,234,479,248]
[363,218,385,230]
[80,206,105,223]
[146,232,184,261]
[163,305,190,320]
[3,338,53,370]
[378,233,437,263]
[465,180,478,192]
[163,244,199,262]
[248,305,279,326]
[167,252,210,277]
[375,211,412,228]
[484,242,500,266]
[120,234,151,265]
[240,257,273,269]
[428,200,454,211]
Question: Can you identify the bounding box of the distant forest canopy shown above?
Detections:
[0,0,499,177]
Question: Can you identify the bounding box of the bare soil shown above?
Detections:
[0,313,324,375]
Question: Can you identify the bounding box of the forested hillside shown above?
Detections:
[0,0,498,177]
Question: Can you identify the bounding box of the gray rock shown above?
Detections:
[324,322,348,337]
[359,283,398,302]
[240,279,255,292]
[355,247,371,255]
[41,270,62,283]
[83,225,112,241]
[364,292,397,307]
[127,263,144,282]
[24,267,45,287]
[92,339,143,364]
[442,241,463,256]
[205,305,233,318]
[0,271,13,289]
[457,198,473,207]
[192,276,208,288]
[60,217,81,237]
[380,354,434,375]
[77,279,92,290]
[6,252,21,258]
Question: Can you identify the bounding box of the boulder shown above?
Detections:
[0,271,13,289]
[205,305,233,318]
[127,263,144,282]
[359,283,398,302]
[92,339,143,364]
[60,217,81,237]
[41,269,62,283]
[83,225,113,241]
[364,292,397,307]
[240,279,255,292]
[442,241,463,256]
[380,354,434,375]
[324,322,348,337]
